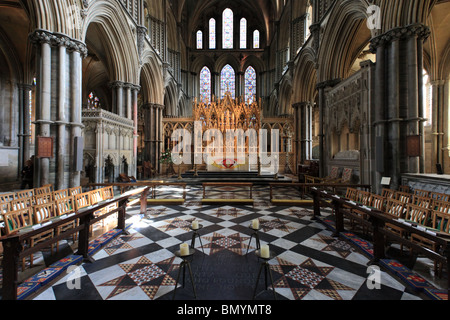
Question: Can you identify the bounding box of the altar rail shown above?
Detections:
[311,187,450,297]
[0,187,149,300]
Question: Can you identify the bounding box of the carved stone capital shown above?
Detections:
[369,23,431,53]
[29,29,88,58]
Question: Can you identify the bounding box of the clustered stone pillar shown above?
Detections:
[17,84,33,174]
[293,102,313,166]
[316,79,340,178]
[143,103,164,173]
[29,29,88,189]
[370,23,430,191]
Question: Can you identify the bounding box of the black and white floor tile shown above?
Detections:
[30,185,443,301]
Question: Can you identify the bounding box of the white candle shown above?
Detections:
[260,245,270,259]
[180,243,189,256]
[252,219,260,229]
[192,220,199,230]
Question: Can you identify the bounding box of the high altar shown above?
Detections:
[193,92,262,172]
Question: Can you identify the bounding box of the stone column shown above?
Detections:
[370,23,430,190]
[293,101,313,165]
[30,29,88,189]
[132,84,140,176]
[316,80,339,177]
[17,84,33,172]
[431,80,447,172]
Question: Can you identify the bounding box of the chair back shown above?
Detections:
[102,186,115,200]
[385,199,407,219]
[405,204,430,226]
[33,203,55,224]
[3,208,33,235]
[55,197,75,216]
[74,192,91,210]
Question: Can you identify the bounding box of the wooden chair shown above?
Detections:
[34,193,53,205]
[393,191,411,204]
[414,189,431,198]
[345,188,358,201]
[54,197,78,250]
[370,194,386,211]
[74,192,91,211]
[381,188,395,199]
[411,195,433,209]
[399,185,411,193]
[430,192,450,202]
[53,189,69,201]
[433,200,450,214]
[384,199,408,252]
[404,204,430,226]
[28,203,57,268]
[35,185,53,195]
[411,210,450,277]
[2,207,33,236]
[3,207,33,270]
[16,189,35,200]
[89,189,104,205]
[0,192,15,203]
[9,198,32,211]
[69,186,82,196]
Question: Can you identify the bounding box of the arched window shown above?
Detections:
[240,18,247,49]
[196,30,203,49]
[200,67,212,103]
[209,18,216,49]
[223,8,234,49]
[245,66,257,103]
[253,30,260,49]
[221,64,235,98]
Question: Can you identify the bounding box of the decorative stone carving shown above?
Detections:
[29,29,88,58]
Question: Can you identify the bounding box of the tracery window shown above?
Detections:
[244,66,257,103]
[209,18,216,49]
[240,18,247,49]
[197,30,203,49]
[221,64,235,99]
[223,8,234,49]
[253,30,260,49]
[200,66,212,103]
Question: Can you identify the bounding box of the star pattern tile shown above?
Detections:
[201,232,253,255]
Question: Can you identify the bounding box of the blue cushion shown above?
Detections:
[22,267,64,286]
[50,255,83,270]
[17,282,40,300]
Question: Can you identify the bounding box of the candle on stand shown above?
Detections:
[260,245,270,259]
[180,243,189,256]
[252,219,260,229]
[192,220,199,230]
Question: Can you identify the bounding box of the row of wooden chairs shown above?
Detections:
[1,186,116,271]
[345,187,450,276]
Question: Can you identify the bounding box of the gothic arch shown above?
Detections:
[139,50,164,105]
[82,0,140,84]
[317,0,372,82]
[292,47,317,103]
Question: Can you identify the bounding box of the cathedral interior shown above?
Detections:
[0,0,449,302]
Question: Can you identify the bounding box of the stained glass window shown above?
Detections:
[223,8,233,49]
[200,66,211,103]
[196,30,203,49]
[245,66,256,104]
[253,30,260,49]
[209,18,216,49]
[221,64,235,99]
[240,18,247,49]
[88,92,101,109]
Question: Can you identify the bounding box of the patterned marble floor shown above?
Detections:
[30,185,440,300]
